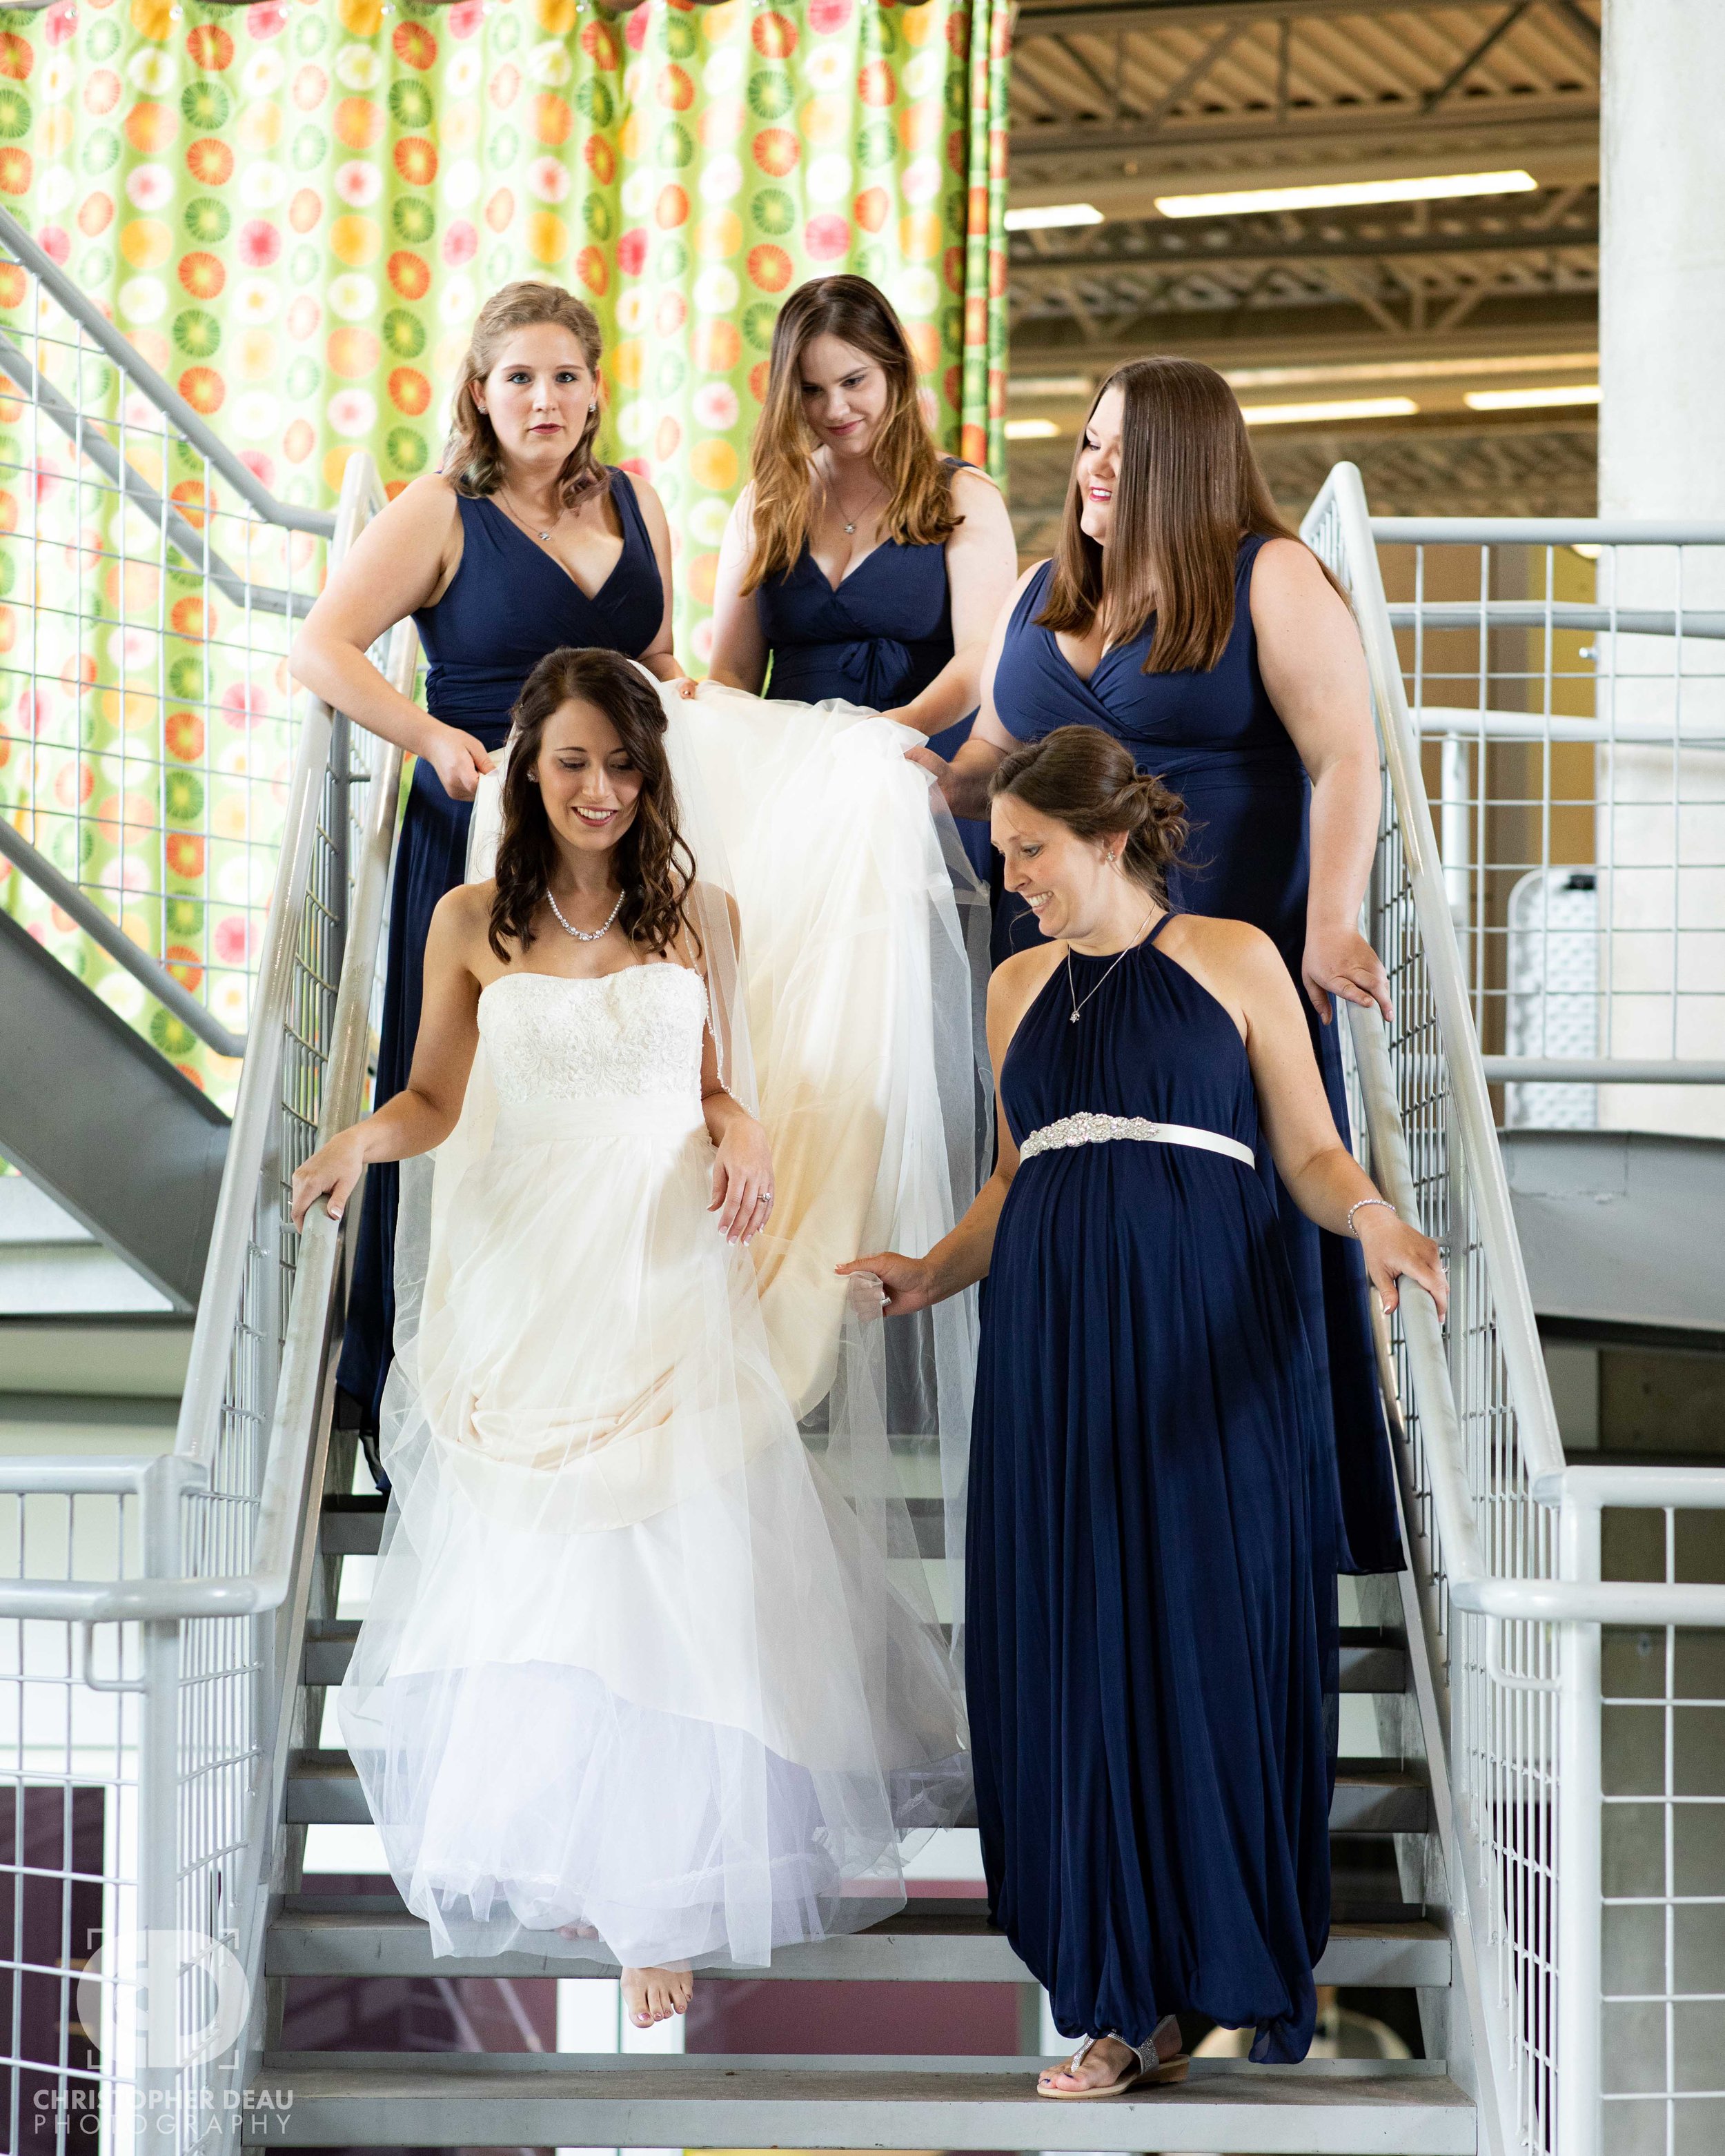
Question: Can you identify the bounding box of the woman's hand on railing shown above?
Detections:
[1357,1205,1448,1321]
[425,724,497,803]
[1303,922,1392,1025]
[290,1127,371,1233]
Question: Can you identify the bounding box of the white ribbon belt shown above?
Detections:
[1017,1111,1256,1169]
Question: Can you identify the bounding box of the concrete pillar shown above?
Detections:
[1595,0,1725,1138]
[1599,1,1725,511]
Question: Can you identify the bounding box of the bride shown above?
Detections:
[290,646,978,2029]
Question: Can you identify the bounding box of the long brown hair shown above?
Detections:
[489,649,696,964]
[990,725,1190,906]
[1038,356,1336,675]
[742,275,959,593]
[445,281,608,511]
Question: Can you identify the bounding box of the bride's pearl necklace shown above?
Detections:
[547,888,624,942]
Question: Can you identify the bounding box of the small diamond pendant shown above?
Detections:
[1069,1010,1080,1023]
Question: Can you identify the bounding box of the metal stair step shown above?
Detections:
[245,2051,1476,2152]
[322,1490,955,1559]
[267,1895,1450,1990]
[286,1749,1429,1834]
[302,1618,1408,1695]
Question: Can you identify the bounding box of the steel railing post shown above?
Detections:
[1557,1493,1604,2156]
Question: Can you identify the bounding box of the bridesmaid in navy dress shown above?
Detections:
[916,357,1402,1574]
[290,284,681,1464]
[843,728,1446,2087]
[701,275,1015,876]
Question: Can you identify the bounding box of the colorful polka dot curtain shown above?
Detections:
[6,0,1009,670]
[0,0,1011,1104]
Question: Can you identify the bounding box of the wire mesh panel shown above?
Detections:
[0,393,405,2155]
[1310,469,1725,2156]
[1599,1501,1725,2156]
[1308,475,1568,2156]
[0,1474,146,2156]
[0,208,333,1103]
[1372,524,1725,1140]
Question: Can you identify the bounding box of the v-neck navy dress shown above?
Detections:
[335,475,664,1447]
[755,461,990,873]
[989,540,1400,1575]
[969,918,1338,2062]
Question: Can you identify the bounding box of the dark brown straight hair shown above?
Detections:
[1038,355,1342,675]
[489,649,696,964]
[742,275,959,593]
[990,725,1190,906]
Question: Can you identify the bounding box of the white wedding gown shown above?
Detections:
[337,684,985,1970]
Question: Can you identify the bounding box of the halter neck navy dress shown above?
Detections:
[335,473,664,1450]
[989,537,1399,1576]
[755,459,990,873]
[970,918,1339,2061]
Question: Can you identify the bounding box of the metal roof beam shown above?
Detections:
[1010,100,1597,166]
[1009,217,1598,274]
[1014,0,1571,34]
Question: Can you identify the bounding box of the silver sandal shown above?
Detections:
[1036,2015,1190,2099]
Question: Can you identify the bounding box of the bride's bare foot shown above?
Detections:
[558,1921,601,1940]
[622,1964,693,2028]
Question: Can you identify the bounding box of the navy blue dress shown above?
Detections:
[756,462,990,873]
[335,473,664,1443]
[969,917,1338,2063]
[989,539,1400,1575]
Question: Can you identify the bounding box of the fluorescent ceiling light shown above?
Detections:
[1005,202,1105,232]
[1009,375,1094,398]
[1005,418,1064,441]
[1225,352,1597,390]
[1241,397,1419,426]
[1155,170,1538,219]
[1463,384,1601,411]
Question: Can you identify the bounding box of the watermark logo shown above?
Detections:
[75,1928,250,2071]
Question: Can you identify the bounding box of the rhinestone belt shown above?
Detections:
[1017,1111,1256,1169]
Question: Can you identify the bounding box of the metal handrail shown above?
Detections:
[0,608,407,1621]
[1481,1057,1725,1085]
[1374,516,1725,544]
[170,453,390,1473]
[1317,464,1568,1474]
[0,818,246,1060]
[0,203,333,540]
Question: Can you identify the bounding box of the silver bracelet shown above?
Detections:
[1347,1196,1397,1238]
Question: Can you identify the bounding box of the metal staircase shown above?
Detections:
[2,193,1723,2153]
[253,1498,1478,2151]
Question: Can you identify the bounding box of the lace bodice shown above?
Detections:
[477,967,707,1111]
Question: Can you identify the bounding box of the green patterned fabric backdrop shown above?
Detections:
[0,0,1009,1102]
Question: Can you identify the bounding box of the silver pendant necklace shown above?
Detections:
[500,486,560,544]
[825,469,885,537]
[547,888,624,943]
[1066,907,1156,1023]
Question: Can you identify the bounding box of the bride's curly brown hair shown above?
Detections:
[489,649,698,964]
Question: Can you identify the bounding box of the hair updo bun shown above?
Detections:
[989,725,1189,901]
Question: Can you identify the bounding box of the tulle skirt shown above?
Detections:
[338,1097,969,1968]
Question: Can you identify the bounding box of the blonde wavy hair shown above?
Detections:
[741,275,959,595]
[444,281,609,508]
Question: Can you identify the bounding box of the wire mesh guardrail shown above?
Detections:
[1368,512,1725,1133]
[0,203,335,1098]
[1310,466,1725,2156]
[0,431,408,2153]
